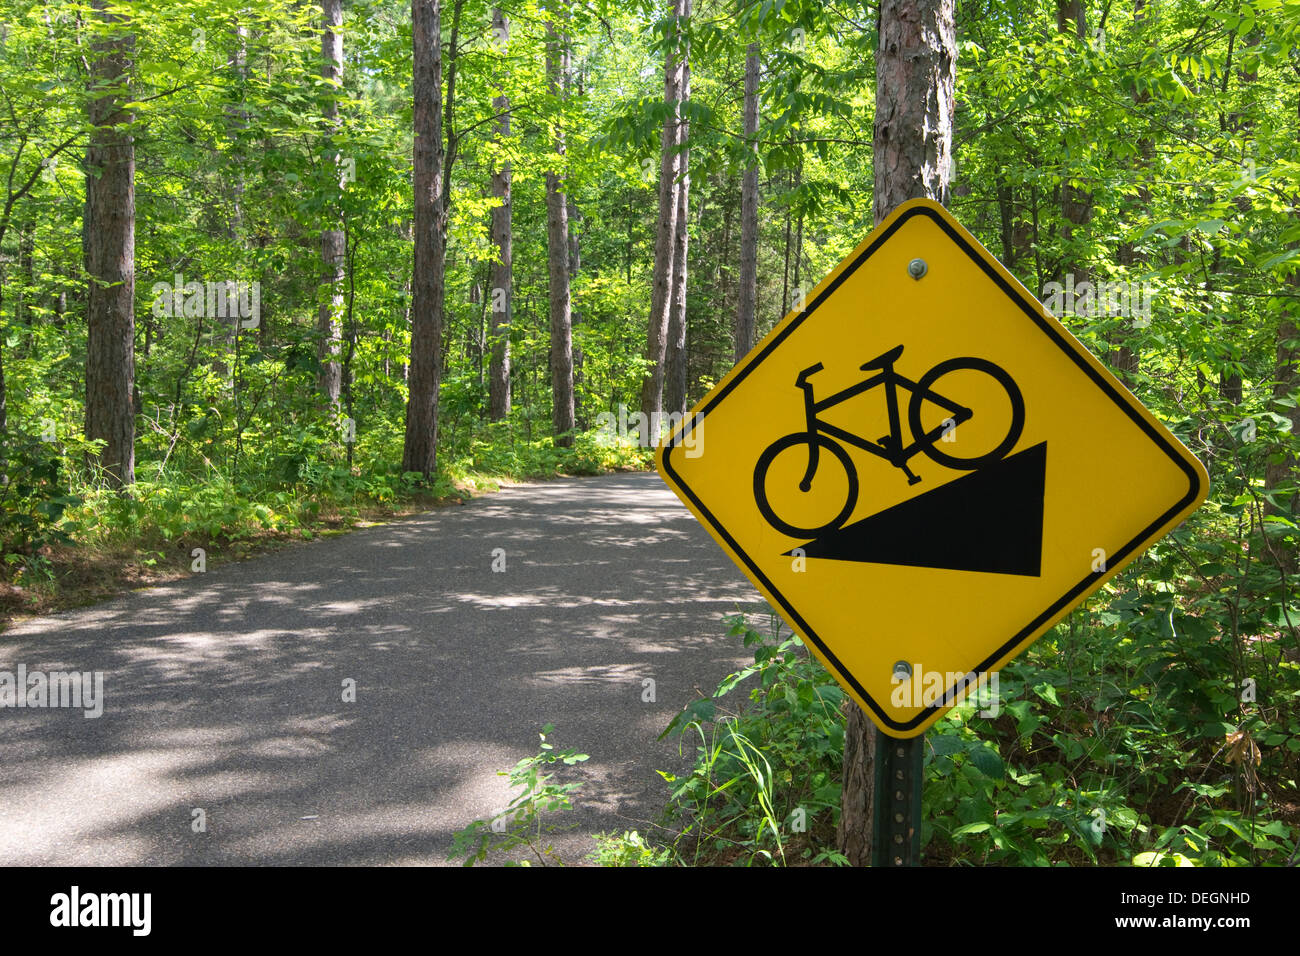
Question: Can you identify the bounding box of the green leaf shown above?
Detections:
[968,745,1004,778]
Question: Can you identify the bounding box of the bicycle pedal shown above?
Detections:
[907,475,922,486]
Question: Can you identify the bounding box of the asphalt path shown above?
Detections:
[0,471,766,865]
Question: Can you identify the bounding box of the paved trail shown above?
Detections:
[0,472,765,865]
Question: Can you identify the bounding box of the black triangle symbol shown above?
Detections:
[787,442,1047,576]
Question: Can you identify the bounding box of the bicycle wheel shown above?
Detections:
[909,357,1025,470]
[753,433,859,538]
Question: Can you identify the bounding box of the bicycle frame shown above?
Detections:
[796,356,972,488]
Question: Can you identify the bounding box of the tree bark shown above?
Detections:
[1054,0,1094,339]
[546,8,575,447]
[842,0,955,867]
[663,0,692,417]
[16,215,35,326]
[317,0,345,407]
[401,0,445,478]
[871,0,954,223]
[1105,0,1144,383]
[0,285,7,441]
[1263,88,1300,566]
[639,0,687,425]
[569,193,586,426]
[487,7,512,422]
[735,42,760,363]
[84,1,137,488]
[1218,29,1257,405]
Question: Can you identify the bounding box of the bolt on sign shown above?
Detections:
[656,199,1208,738]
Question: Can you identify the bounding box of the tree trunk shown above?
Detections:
[842,0,955,867]
[735,42,760,363]
[1055,0,1093,332]
[16,215,35,326]
[213,20,250,384]
[639,0,687,425]
[487,7,512,422]
[401,0,445,478]
[1265,293,1300,528]
[1106,0,1144,384]
[546,9,575,447]
[1263,87,1300,566]
[84,1,137,488]
[317,0,344,407]
[569,193,586,427]
[663,0,692,417]
[0,287,6,441]
[1218,29,1257,406]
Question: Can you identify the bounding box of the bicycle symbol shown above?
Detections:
[753,344,1025,538]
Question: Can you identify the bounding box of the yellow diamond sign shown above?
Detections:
[656,199,1209,738]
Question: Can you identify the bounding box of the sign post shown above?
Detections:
[873,732,923,867]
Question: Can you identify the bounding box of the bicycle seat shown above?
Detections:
[861,344,904,371]
[795,362,825,387]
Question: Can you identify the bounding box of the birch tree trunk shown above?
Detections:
[639,0,687,427]
[663,0,692,417]
[317,0,345,407]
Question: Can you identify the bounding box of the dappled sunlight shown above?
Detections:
[0,473,760,865]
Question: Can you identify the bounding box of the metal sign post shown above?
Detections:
[872,729,923,866]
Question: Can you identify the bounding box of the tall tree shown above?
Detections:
[1111,0,1149,384]
[1264,89,1300,564]
[402,0,446,477]
[84,1,137,488]
[1055,0,1093,327]
[735,41,760,364]
[841,0,956,866]
[487,7,512,422]
[639,0,688,426]
[662,0,692,417]
[546,5,576,446]
[317,0,345,407]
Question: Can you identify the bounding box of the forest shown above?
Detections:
[1,0,1298,867]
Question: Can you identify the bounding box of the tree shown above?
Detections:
[662,0,692,417]
[639,0,688,426]
[840,0,956,866]
[317,0,345,407]
[84,1,138,488]
[546,4,576,447]
[487,6,512,422]
[735,41,760,364]
[402,0,446,478]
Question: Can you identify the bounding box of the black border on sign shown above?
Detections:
[661,203,1206,733]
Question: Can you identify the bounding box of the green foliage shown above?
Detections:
[654,591,1298,867]
[2,0,1299,868]
[657,611,847,866]
[447,724,590,867]
[589,830,672,867]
